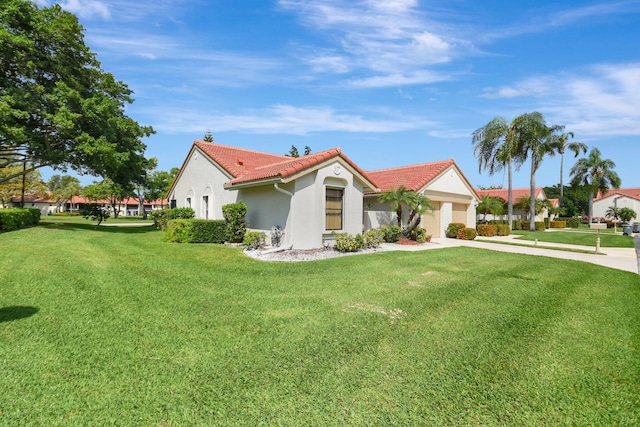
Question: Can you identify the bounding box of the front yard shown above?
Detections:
[1,222,639,425]
[511,229,636,248]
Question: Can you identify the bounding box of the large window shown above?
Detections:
[325,188,344,231]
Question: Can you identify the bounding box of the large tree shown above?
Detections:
[0,0,154,188]
[555,132,587,206]
[570,148,621,225]
[472,116,524,230]
[47,174,81,212]
[512,112,563,231]
[0,164,45,206]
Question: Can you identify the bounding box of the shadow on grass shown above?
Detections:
[40,222,157,234]
[0,306,39,323]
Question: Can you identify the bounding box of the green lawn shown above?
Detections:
[42,215,153,225]
[1,222,639,426]
[511,229,636,248]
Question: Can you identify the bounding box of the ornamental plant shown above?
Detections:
[334,233,365,252]
[222,201,248,243]
[476,224,497,237]
[446,222,466,238]
[457,227,477,240]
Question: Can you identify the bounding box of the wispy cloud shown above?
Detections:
[141,104,436,135]
[481,63,640,137]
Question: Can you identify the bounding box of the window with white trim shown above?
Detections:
[325,187,344,230]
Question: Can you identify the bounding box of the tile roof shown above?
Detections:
[476,187,545,201]
[193,140,375,188]
[365,159,456,193]
[594,188,640,202]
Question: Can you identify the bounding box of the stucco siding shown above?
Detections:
[593,195,640,219]
[170,149,238,218]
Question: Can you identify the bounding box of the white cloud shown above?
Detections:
[481,63,640,137]
[143,104,435,135]
[39,0,110,19]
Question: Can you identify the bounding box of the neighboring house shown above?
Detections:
[475,187,550,222]
[364,160,480,238]
[168,141,378,249]
[9,195,59,216]
[65,196,166,216]
[168,141,480,248]
[592,188,640,220]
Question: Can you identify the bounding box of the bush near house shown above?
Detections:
[163,219,226,243]
[550,220,566,228]
[407,226,428,243]
[379,225,402,243]
[496,224,510,236]
[363,228,384,248]
[334,232,365,252]
[457,227,477,240]
[446,222,466,238]
[544,218,550,229]
[243,231,266,250]
[477,224,497,237]
[222,201,248,244]
[151,207,195,230]
[0,208,41,232]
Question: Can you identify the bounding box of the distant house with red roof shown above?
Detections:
[10,195,167,216]
[168,141,480,249]
[592,188,640,220]
[475,187,550,222]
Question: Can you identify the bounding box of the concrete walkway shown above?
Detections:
[379,235,640,275]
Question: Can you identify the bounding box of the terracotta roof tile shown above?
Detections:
[476,187,545,201]
[594,187,640,201]
[366,159,455,192]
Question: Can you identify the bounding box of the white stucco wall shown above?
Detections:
[169,148,238,219]
[593,195,640,219]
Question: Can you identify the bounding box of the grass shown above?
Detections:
[1,222,639,425]
[42,215,153,225]
[474,238,606,255]
[511,229,636,248]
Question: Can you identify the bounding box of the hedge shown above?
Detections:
[477,224,497,237]
[550,220,566,228]
[446,222,466,238]
[457,227,477,240]
[164,219,227,243]
[0,208,41,232]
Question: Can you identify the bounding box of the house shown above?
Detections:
[592,188,640,220]
[64,196,167,216]
[475,187,550,222]
[9,195,59,215]
[168,140,480,249]
[167,141,378,249]
[364,160,480,238]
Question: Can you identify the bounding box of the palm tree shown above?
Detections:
[378,186,414,228]
[555,132,587,206]
[619,207,636,224]
[472,117,524,230]
[406,193,435,232]
[476,196,504,221]
[570,148,621,226]
[512,112,562,231]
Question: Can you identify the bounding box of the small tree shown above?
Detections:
[476,196,504,221]
[619,207,637,224]
[203,130,214,142]
[222,201,248,243]
[81,205,110,228]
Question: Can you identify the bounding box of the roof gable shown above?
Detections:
[366,159,456,193]
[476,187,546,201]
[594,187,640,202]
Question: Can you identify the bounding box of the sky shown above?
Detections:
[38,0,640,190]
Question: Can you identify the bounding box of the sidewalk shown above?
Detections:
[379,235,639,275]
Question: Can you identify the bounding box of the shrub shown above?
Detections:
[544,218,550,229]
[222,201,248,244]
[457,227,477,240]
[477,224,497,237]
[167,207,195,220]
[51,212,81,216]
[0,208,40,232]
[363,228,384,248]
[550,220,566,228]
[163,219,194,243]
[496,224,510,236]
[334,233,365,253]
[566,217,580,228]
[488,220,509,225]
[446,222,466,238]
[150,209,168,230]
[152,207,195,231]
[191,219,227,243]
[243,231,266,250]
[408,226,428,243]
[380,225,402,243]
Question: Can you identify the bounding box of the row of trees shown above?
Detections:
[472,112,620,230]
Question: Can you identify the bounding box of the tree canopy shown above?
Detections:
[0,0,154,188]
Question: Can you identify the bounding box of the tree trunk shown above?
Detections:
[559,152,565,206]
[588,191,594,226]
[530,160,536,231]
[507,158,513,230]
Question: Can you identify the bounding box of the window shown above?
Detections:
[202,195,209,219]
[170,199,177,209]
[325,188,344,230]
[186,197,191,208]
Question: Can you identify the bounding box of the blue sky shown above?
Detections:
[39,0,640,190]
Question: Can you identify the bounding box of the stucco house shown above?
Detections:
[592,188,640,220]
[364,160,480,238]
[168,141,480,249]
[9,195,58,215]
[475,187,550,222]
